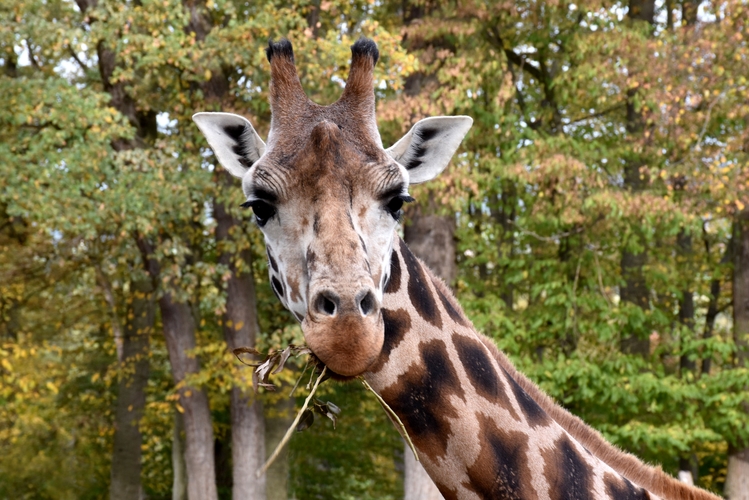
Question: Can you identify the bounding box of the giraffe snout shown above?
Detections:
[303,285,384,377]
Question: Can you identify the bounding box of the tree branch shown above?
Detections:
[567,102,627,126]
[67,45,89,72]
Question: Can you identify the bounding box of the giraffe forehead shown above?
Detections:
[254,122,401,204]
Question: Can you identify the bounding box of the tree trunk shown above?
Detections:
[265,396,295,500]
[403,447,444,500]
[173,411,188,500]
[161,296,218,500]
[726,211,749,500]
[702,236,733,376]
[110,278,154,500]
[215,171,267,499]
[676,229,699,484]
[619,0,656,357]
[137,237,218,500]
[78,1,218,496]
[404,203,457,287]
[726,447,749,500]
[492,184,517,310]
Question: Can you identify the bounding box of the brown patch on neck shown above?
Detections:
[542,434,595,500]
[379,338,465,460]
[603,472,650,500]
[451,333,520,421]
[432,277,468,327]
[462,411,536,500]
[384,248,402,294]
[399,238,443,328]
[367,308,411,374]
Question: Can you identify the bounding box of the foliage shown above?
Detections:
[1,0,748,497]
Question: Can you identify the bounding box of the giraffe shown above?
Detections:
[193,38,722,500]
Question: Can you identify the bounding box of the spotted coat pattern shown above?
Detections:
[365,238,721,500]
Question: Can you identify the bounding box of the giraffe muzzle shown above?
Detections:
[303,286,384,377]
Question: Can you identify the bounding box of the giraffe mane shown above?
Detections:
[423,269,721,500]
[478,334,721,500]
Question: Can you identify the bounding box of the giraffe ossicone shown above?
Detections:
[194,38,721,500]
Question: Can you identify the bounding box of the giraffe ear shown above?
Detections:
[385,116,473,185]
[192,112,266,178]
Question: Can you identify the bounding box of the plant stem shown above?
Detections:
[256,365,328,478]
[359,377,419,462]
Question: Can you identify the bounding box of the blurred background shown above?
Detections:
[1,0,748,498]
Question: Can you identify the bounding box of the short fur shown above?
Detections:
[481,338,718,500]
[192,37,720,500]
[409,252,721,500]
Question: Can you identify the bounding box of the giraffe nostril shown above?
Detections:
[322,297,336,315]
[358,290,376,316]
[314,291,339,316]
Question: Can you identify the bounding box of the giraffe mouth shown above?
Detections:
[301,310,385,378]
[306,353,357,381]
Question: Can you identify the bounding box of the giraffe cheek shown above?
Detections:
[302,314,384,377]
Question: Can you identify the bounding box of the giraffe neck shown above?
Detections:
[364,236,719,500]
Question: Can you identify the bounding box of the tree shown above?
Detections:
[2,0,748,497]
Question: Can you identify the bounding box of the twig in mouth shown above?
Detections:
[289,359,310,398]
[256,366,328,478]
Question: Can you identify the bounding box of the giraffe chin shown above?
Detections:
[301,313,384,378]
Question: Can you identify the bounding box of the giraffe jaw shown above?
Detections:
[301,312,385,377]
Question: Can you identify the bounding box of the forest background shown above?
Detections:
[1,0,749,499]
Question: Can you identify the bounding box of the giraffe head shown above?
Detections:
[194,38,471,377]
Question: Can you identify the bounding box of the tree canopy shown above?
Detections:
[1,0,747,498]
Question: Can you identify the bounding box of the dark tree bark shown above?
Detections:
[172,411,188,500]
[676,229,699,483]
[492,184,517,310]
[0,206,25,342]
[678,229,696,376]
[619,0,656,357]
[682,0,700,26]
[726,210,749,499]
[110,278,154,500]
[701,233,732,377]
[214,171,267,499]
[404,202,457,287]
[161,297,218,500]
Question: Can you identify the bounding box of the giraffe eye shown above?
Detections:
[384,195,414,220]
[386,197,403,214]
[243,200,276,227]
